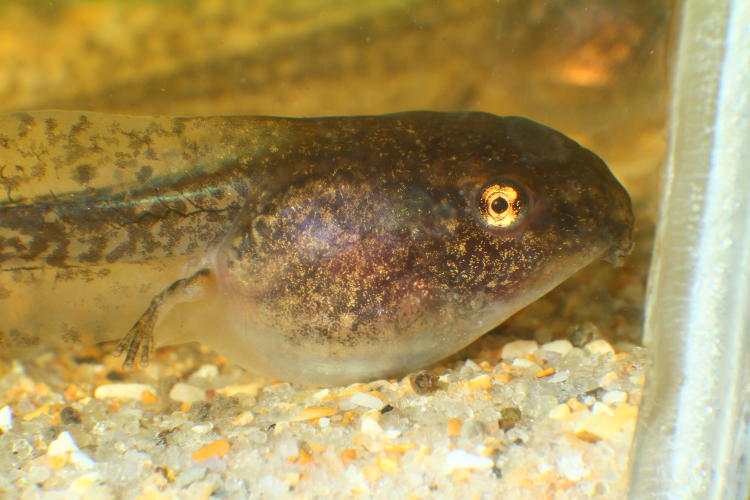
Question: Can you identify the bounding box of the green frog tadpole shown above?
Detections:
[0,110,633,385]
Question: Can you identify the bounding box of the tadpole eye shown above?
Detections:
[491,196,509,214]
[478,182,526,228]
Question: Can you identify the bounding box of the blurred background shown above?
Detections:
[0,0,675,344]
[0,0,671,178]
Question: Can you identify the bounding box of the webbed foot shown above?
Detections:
[115,268,213,369]
[115,301,158,368]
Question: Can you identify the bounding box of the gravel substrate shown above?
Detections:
[0,334,646,499]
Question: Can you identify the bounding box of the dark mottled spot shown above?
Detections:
[136,165,153,183]
[70,115,92,136]
[45,118,58,133]
[73,354,98,364]
[0,235,25,255]
[123,129,153,151]
[115,151,136,169]
[25,222,57,260]
[31,163,46,177]
[193,402,211,421]
[60,406,82,425]
[45,238,71,267]
[171,118,186,135]
[74,164,95,184]
[77,234,107,264]
[8,328,39,347]
[105,232,138,263]
[577,386,605,403]
[43,118,63,146]
[16,113,35,138]
[0,136,9,149]
[380,404,394,414]
[498,406,522,431]
[156,428,176,446]
[570,322,598,346]
[61,327,81,344]
[409,371,438,394]
[106,370,126,381]
[96,268,112,278]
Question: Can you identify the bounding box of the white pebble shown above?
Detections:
[463,359,481,372]
[574,404,637,440]
[600,371,620,389]
[591,402,614,416]
[192,364,219,380]
[28,465,51,483]
[233,411,255,426]
[546,370,570,384]
[169,383,205,403]
[579,395,596,407]
[585,339,615,356]
[461,419,485,438]
[501,340,539,360]
[71,450,96,469]
[69,472,102,496]
[48,431,79,456]
[186,482,215,499]
[258,475,288,496]
[361,417,383,437]
[191,423,213,434]
[384,429,402,439]
[276,438,299,460]
[0,405,13,432]
[558,452,588,481]
[94,383,155,400]
[313,389,330,400]
[541,339,573,356]
[602,390,628,405]
[511,358,542,371]
[444,449,494,471]
[548,404,571,420]
[175,466,207,489]
[220,383,261,398]
[350,392,384,410]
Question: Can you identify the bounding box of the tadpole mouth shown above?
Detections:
[603,208,634,267]
[606,233,633,266]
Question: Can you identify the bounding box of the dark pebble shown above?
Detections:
[409,371,438,394]
[498,406,522,431]
[60,406,82,425]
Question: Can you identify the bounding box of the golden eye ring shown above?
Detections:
[478,182,525,228]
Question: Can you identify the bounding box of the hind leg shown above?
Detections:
[115,268,214,368]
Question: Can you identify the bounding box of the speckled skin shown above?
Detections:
[0,110,632,384]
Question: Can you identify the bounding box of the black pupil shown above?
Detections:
[491,196,509,214]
